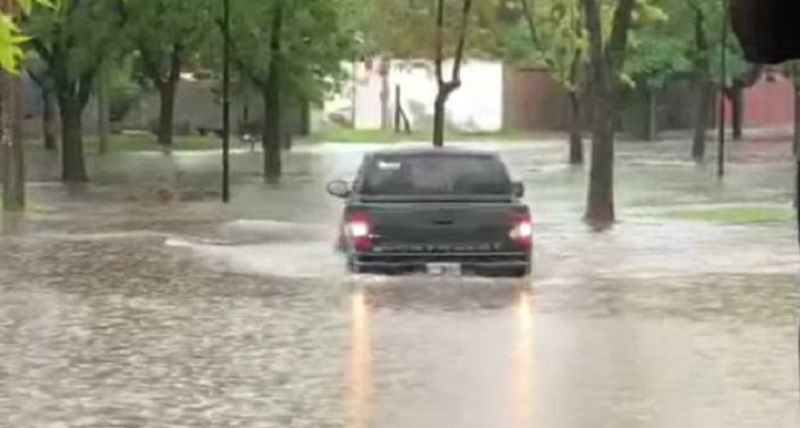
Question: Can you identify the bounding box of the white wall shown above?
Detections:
[321,58,504,134]
[389,59,504,133]
[353,60,385,130]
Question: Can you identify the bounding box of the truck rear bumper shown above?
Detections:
[349,252,531,277]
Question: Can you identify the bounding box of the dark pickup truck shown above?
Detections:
[326,147,532,277]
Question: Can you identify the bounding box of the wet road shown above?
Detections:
[0,139,798,427]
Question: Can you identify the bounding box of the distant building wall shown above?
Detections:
[739,73,794,128]
[502,67,587,132]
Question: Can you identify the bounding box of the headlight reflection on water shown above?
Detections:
[345,286,535,428]
[514,289,534,428]
[347,290,373,428]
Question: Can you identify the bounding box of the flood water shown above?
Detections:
[0,139,798,427]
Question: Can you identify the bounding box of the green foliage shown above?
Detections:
[625,29,692,89]
[0,0,52,73]
[125,0,212,88]
[501,20,542,67]
[108,56,143,121]
[224,0,357,104]
[653,0,748,86]
[25,0,127,101]
[783,62,800,87]
[523,0,587,89]
[362,0,502,60]
[508,0,668,92]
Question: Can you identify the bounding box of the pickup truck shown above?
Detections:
[326,147,532,277]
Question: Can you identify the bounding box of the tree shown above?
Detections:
[1,0,53,213]
[0,0,52,73]
[26,0,127,182]
[784,63,800,156]
[432,0,474,147]
[222,0,355,181]
[624,19,692,142]
[361,0,499,146]
[670,0,750,161]
[515,0,587,164]
[26,54,57,151]
[581,0,637,228]
[724,62,761,141]
[125,0,212,148]
[688,1,713,162]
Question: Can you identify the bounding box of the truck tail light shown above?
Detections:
[510,214,533,249]
[346,212,373,252]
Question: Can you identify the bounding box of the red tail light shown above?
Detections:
[510,213,533,249]
[346,212,373,252]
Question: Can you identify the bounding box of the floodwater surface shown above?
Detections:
[0,139,797,427]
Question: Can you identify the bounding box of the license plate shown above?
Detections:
[426,263,462,276]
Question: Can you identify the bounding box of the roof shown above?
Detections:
[368,146,497,158]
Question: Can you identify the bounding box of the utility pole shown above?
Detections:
[1,0,25,212]
[717,0,730,178]
[221,0,231,203]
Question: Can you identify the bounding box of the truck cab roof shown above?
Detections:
[367,146,499,159]
[354,147,516,201]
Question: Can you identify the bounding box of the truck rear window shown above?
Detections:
[359,153,512,196]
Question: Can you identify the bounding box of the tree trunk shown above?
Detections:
[647,88,657,142]
[262,88,281,183]
[581,0,635,228]
[380,57,390,130]
[432,93,446,148]
[691,9,710,163]
[299,98,310,136]
[157,80,178,148]
[431,0,472,148]
[42,88,57,151]
[794,86,800,157]
[567,90,583,164]
[585,81,615,228]
[261,0,283,182]
[97,65,110,155]
[731,87,744,140]
[1,72,25,211]
[157,46,182,148]
[692,80,713,162]
[58,94,88,183]
[281,104,293,151]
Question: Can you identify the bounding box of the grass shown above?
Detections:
[26,134,220,154]
[28,128,541,151]
[665,206,794,225]
[309,126,538,144]
[0,201,52,214]
[83,135,220,153]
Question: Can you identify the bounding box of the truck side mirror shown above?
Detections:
[512,181,525,198]
[326,179,351,198]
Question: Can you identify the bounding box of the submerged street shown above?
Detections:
[0,139,798,428]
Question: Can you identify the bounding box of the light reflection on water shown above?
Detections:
[348,289,373,428]
[514,289,534,428]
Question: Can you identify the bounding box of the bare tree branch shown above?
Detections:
[449,0,474,88]
[434,0,445,86]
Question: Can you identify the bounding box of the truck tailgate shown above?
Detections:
[348,202,530,253]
